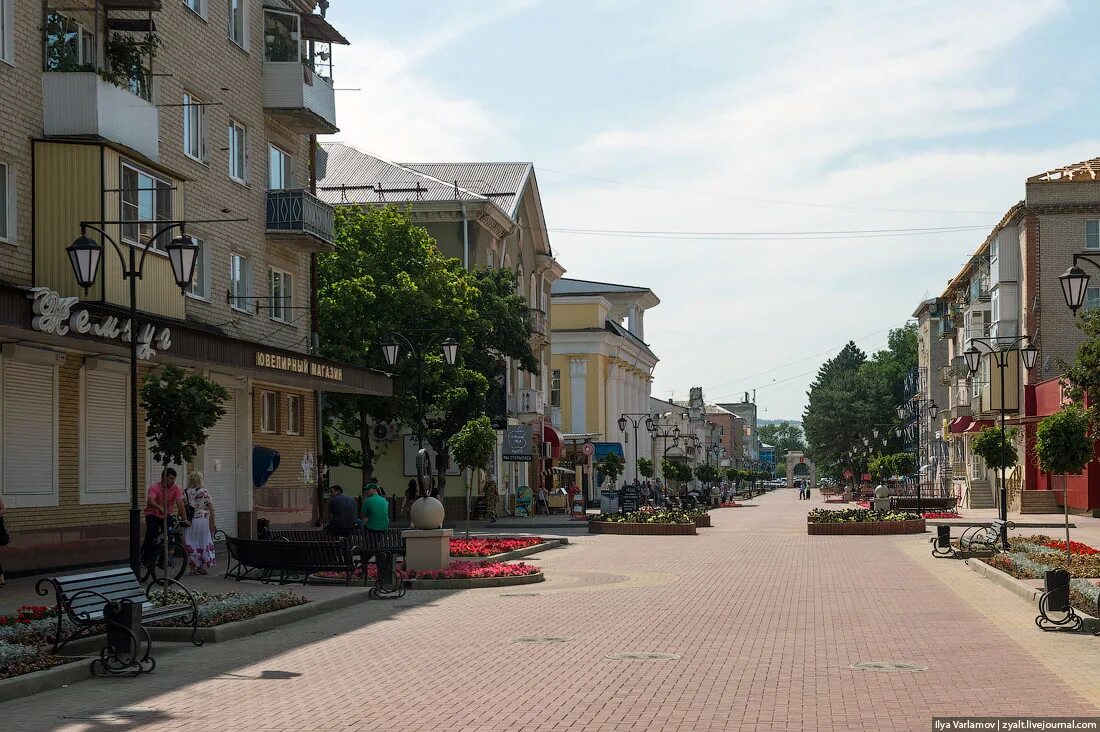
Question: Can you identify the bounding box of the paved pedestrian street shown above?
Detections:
[5,491,1100,732]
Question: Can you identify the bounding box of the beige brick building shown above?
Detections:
[0,0,388,574]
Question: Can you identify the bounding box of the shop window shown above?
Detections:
[81,362,129,504]
[286,394,301,435]
[121,163,172,248]
[260,390,277,433]
[1,348,58,507]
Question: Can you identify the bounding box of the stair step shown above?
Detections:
[968,481,995,509]
[1020,490,1060,514]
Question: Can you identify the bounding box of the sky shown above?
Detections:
[322,0,1100,421]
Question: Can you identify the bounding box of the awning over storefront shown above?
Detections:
[593,442,624,461]
[948,416,973,433]
[964,419,995,433]
[543,423,564,459]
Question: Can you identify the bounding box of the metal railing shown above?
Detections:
[266,189,335,244]
[529,308,547,337]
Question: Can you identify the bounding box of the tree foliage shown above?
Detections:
[636,456,654,479]
[971,427,1019,472]
[867,452,915,480]
[662,459,693,484]
[598,452,625,485]
[757,421,805,461]
[694,464,717,484]
[1036,407,1094,475]
[449,416,497,474]
[142,365,228,474]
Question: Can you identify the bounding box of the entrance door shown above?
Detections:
[205,390,239,535]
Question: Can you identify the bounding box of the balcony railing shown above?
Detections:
[936,317,957,340]
[263,62,338,134]
[42,72,159,160]
[266,189,335,252]
[529,308,547,338]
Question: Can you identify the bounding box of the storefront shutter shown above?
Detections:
[205,390,238,533]
[82,367,129,503]
[3,357,57,506]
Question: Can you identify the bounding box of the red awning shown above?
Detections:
[543,423,564,459]
[964,419,995,433]
[948,416,973,433]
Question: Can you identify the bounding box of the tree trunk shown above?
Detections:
[358,405,373,488]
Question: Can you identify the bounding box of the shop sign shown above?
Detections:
[28,288,171,360]
[255,352,343,381]
[503,425,533,462]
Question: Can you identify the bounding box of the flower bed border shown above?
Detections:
[968,556,1100,633]
[0,657,94,705]
[588,521,697,536]
[694,514,712,528]
[807,519,926,535]
[406,571,544,591]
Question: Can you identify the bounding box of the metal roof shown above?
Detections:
[402,163,532,219]
[1029,156,1100,182]
[552,278,651,296]
[315,143,488,206]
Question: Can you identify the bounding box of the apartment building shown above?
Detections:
[912,298,949,494]
[717,397,760,463]
[0,0,389,574]
[315,146,566,512]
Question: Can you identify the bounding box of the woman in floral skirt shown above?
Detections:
[184,472,217,574]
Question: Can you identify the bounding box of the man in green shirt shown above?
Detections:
[362,484,390,532]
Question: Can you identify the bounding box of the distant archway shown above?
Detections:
[786,452,817,488]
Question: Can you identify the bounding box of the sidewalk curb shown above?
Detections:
[475,539,565,563]
[965,557,1100,632]
[0,658,93,705]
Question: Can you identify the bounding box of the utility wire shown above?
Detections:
[524,224,990,242]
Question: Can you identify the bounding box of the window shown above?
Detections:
[286,394,301,435]
[263,10,299,63]
[1088,220,1100,250]
[260,390,277,433]
[185,0,204,17]
[228,120,248,182]
[227,0,246,48]
[0,162,10,244]
[1,0,13,65]
[269,268,293,322]
[187,237,208,299]
[268,145,291,189]
[230,253,251,312]
[183,92,206,162]
[121,163,172,248]
[44,12,94,71]
[550,369,561,408]
[1087,287,1100,312]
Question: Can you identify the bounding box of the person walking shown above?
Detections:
[141,468,188,568]
[183,472,217,575]
[536,485,549,515]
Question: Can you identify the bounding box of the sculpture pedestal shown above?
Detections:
[872,498,891,511]
[402,528,453,571]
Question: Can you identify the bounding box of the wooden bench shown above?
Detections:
[221,533,355,585]
[266,528,407,597]
[959,519,1012,554]
[890,496,958,512]
[35,566,200,675]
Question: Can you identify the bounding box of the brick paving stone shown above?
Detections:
[1,490,1099,731]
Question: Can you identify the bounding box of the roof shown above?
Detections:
[1029,156,1100,182]
[911,297,939,319]
[401,163,532,219]
[315,143,489,206]
[552,278,652,296]
[940,202,1024,297]
[605,319,656,359]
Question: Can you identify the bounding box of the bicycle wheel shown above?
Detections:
[147,539,187,582]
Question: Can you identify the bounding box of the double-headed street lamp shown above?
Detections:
[895,397,939,515]
[67,221,205,575]
[381,334,459,450]
[650,421,680,483]
[963,336,1037,550]
[619,412,654,482]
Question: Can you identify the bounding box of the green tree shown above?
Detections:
[694,464,717,484]
[1035,406,1094,561]
[598,452,625,486]
[971,427,1019,471]
[636,456,654,479]
[141,365,229,478]
[449,416,498,527]
[757,421,806,462]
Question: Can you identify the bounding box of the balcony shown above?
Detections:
[529,308,547,341]
[266,189,336,253]
[42,72,159,161]
[263,62,338,134]
[516,389,545,416]
[969,275,991,304]
[936,317,957,340]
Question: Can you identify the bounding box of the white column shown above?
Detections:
[569,358,587,434]
[615,367,627,440]
[605,363,618,439]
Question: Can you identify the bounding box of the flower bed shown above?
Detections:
[147,589,307,627]
[719,502,742,508]
[449,537,543,557]
[922,512,962,519]
[314,560,539,583]
[807,508,924,535]
[981,536,1100,617]
[588,508,695,525]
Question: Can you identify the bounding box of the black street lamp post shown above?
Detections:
[66,220,207,575]
[894,397,939,515]
[381,333,459,449]
[649,421,680,490]
[963,336,1037,550]
[618,412,654,483]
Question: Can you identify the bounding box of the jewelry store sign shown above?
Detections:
[28,288,171,360]
[255,352,343,382]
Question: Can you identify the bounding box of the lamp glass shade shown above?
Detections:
[1021,343,1038,370]
[1059,265,1090,312]
[895,404,907,420]
[645,416,654,433]
[441,337,459,366]
[617,416,627,432]
[895,428,902,437]
[927,401,939,419]
[165,234,199,290]
[872,428,879,438]
[862,437,869,446]
[963,346,982,375]
[381,339,399,367]
[673,427,681,438]
[882,438,888,446]
[66,234,103,290]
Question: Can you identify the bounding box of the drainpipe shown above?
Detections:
[461,200,470,270]
[310,133,325,524]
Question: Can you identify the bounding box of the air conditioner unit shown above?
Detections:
[371,421,400,443]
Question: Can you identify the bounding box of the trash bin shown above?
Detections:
[104,599,142,656]
[936,525,951,549]
[1044,569,1071,613]
[599,490,619,514]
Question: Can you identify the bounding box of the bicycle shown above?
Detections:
[141,515,188,582]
